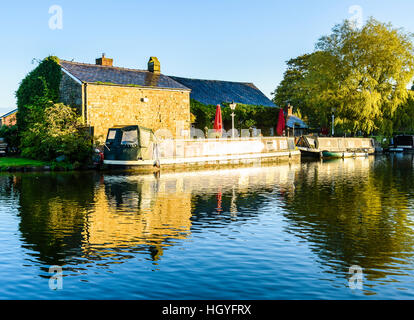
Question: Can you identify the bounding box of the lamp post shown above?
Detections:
[229,102,237,139]
[331,107,336,137]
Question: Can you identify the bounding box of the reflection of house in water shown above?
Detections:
[108,165,299,227]
[84,176,193,261]
[13,164,301,269]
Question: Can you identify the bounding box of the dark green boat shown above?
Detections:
[321,150,369,159]
[321,151,344,159]
[103,125,159,167]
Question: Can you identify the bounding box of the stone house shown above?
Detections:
[59,55,191,140]
[59,54,276,140]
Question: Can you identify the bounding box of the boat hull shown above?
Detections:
[322,151,369,159]
[384,147,404,153]
[104,150,301,172]
[298,147,322,159]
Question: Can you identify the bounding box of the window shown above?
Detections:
[121,130,138,145]
[107,130,117,140]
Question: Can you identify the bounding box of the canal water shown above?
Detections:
[1,154,414,299]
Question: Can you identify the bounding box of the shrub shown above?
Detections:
[20,102,94,163]
[190,99,280,135]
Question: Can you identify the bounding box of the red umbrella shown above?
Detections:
[214,104,223,134]
[276,108,286,136]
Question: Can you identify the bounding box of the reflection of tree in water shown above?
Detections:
[13,171,192,269]
[15,172,99,267]
[281,157,414,280]
[11,164,301,273]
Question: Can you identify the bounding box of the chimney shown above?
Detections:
[286,103,293,117]
[96,53,113,67]
[148,56,161,73]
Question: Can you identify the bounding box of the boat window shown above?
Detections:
[121,130,138,145]
[107,130,117,140]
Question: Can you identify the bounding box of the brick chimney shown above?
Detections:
[148,56,161,73]
[96,53,113,67]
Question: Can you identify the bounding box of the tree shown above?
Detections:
[273,18,414,135]
[20,102,93,163]
[272,53,327,127]
[393,90,414,133]
[16,56,62,133]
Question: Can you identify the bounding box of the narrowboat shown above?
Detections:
[384,147,404,153]
[392,135,414,152]
[103,125,301,171]
[103,125,160,168]
[321,150,369,159]
[296,136,375,159]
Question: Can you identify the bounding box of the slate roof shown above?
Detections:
[59,60,190,90]
[169,76,276,107]
[286,115,308,129]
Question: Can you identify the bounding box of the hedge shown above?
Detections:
[190,99,280,136]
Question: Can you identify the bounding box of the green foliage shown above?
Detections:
[190,99,217,130]
[273,18,414,135]
[190,99,279,135]
[0,125,19,152]
[393,90,414,134]
[16,56,62,133]
[20,102,94,163]
[14,56,93,164]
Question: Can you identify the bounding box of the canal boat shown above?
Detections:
[297,147,322,159]
[391,135,414,152]
[296,136,375,159]
[296,136,321,159]
[103,125,301,171]
[384,147,405,153]
[321,150,369,159]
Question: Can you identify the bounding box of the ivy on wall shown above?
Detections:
[15,56,62,132]
[13,56,94,163]
[190,99,280,135]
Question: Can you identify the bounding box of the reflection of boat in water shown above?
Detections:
[103,125,300,171]
[297,136,375,159]
[84,164,301,260]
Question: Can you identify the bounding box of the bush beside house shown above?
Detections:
[11,56,95,167]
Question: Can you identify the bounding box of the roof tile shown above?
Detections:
[59,60,189,90]
[170,76,276,107]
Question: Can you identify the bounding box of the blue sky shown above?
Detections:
[1,0,414,115]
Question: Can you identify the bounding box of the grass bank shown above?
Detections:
[0,157,76,171]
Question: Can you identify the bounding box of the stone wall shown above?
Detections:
[85,84,191,141]
[59,71,82,113]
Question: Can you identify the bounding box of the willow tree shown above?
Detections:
[393,89,414,133]
[274,18,414,135]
